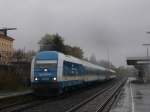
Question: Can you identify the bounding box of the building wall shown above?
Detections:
[0,34,14,64]
[135,64,150,82]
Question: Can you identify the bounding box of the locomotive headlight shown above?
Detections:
[53,77,57,81]
[44,68,48,72]
[34,77,38,81]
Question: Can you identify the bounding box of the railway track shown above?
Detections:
[96,80,124,112]
[0,91,33,110]
[0,95,57,112]
[0,93,35,112]
[0,92,55,112]
[66,78,126,112]
[0,78,126,112]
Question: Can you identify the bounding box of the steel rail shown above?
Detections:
[66,83,116,112]
[66,79,126,112]
[96,80,125,112]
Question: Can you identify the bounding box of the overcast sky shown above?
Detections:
[1,0,150,66]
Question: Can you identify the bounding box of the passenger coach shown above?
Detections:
[31,51,116,95]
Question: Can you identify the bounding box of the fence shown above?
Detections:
[0,62,31,90]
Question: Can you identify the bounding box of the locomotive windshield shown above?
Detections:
[35,60,57,68]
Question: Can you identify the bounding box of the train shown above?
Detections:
[31,51,116,95]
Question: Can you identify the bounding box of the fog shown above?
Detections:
[1,0,150,66]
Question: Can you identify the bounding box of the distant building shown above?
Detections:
[127,57,150,82]
[0,31,14,64]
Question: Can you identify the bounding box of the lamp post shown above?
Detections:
[145,31,150,81]
[144,31,150,57]
[142,44,150,58]
[107,47,110,69]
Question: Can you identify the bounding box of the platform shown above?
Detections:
[110,78,150,112]
[0,89,32,99]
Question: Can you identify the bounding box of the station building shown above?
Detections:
[0,31,14,64]
[127,57,150,82]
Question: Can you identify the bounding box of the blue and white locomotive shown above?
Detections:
[31,51,116,95]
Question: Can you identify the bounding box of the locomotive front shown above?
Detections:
[31,51,60,95]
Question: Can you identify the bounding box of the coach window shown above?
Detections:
[72,64,79,75]
[64,61,82,76]
[63,61,75,76]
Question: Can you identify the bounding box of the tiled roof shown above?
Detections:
[0,34,14,41]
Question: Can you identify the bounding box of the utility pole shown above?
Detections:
[107,47,110,69]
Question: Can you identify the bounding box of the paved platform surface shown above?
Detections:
[110,78,150,112]
[0,89,32,99]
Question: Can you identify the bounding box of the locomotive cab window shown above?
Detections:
[35,60,57,69]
